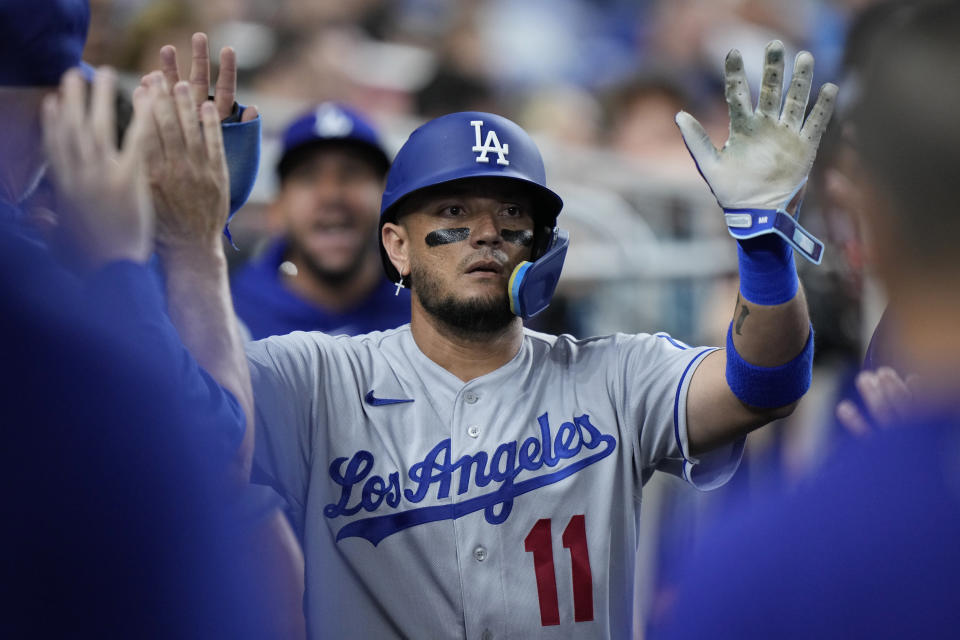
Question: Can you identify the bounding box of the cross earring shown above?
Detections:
[394,275,405,296]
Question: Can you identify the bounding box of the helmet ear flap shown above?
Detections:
[530,221,555,261]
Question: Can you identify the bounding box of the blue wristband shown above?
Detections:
[737,234,799,305]
[725,323,813,408]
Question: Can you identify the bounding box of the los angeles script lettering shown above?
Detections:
[323,413,616,545]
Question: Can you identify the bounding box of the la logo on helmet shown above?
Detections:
[470,120,510,166]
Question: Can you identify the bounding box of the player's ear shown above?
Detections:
[382,222,410,277]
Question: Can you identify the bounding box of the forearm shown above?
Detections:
[729,233,810,365]
[161,241,255,478]
[731,288,810,366]
[688,239,812,454]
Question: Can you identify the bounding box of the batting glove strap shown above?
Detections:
[676,43,838,266]
[725,207,823,265]
[725,323,814,409]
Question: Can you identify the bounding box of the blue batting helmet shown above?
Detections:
[378,111,563,283]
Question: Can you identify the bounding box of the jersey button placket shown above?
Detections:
[456,386,503,640]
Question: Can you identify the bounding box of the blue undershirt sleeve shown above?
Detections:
[84,260,247,457]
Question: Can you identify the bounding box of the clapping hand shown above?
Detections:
[836,367,920,436]
[148,32,259,124]
[42,67,155,270]
[137,72,230,255]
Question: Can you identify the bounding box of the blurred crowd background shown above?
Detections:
[82,0,881,635]
[83,0,873,349]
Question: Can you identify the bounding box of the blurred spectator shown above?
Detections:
[416,65,496,120]
[276,0,384,32]
[113,0,198,75]
[519,84,603,148]
[478,0,641,90]
[654,3,960,638]
[248,29,355,104]
[605,70,701,171]
[808,2,926,438]
[820,0,926,373]
[231,103,410,339]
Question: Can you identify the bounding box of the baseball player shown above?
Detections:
[163,40,835,638]
[231,103,410,339]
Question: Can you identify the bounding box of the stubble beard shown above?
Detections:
[412,262,516,337]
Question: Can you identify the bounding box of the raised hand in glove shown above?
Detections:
[676,41,838,263]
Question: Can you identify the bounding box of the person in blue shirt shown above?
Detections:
[654,3,960,638]
[231,103,411,339]
[0,2,304,635]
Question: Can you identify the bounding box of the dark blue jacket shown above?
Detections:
[655,407,960,639]
[231,238,410,340]
[0,205,274,637]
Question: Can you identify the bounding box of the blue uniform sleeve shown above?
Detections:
[84,260,247,457]
[222,105,261,247]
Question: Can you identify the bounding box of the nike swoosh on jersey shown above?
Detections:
[364,390,415,406]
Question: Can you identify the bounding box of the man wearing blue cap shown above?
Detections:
[231,102,410,339]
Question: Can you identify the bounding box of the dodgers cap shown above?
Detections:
[277,102,390,180]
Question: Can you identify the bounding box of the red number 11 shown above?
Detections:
[523,515,594,626]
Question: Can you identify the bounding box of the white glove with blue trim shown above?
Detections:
[676,41,838,263]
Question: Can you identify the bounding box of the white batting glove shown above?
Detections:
[676,41,838,263]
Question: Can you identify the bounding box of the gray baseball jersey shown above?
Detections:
[247,325,743,639]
